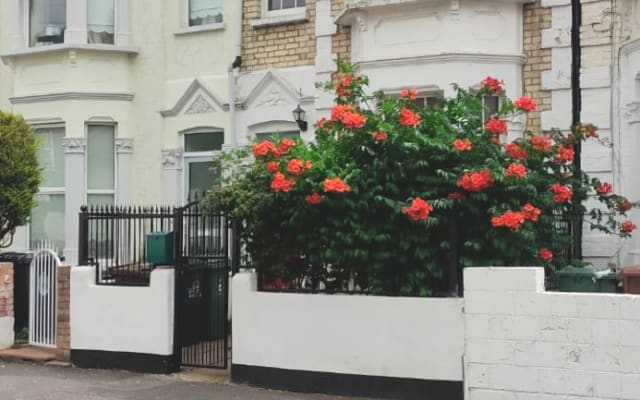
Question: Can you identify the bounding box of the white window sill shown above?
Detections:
[250,12,308,28]
[0,43,139,60]
[174,23,225,36]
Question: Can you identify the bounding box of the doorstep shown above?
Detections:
[0,343,56,363]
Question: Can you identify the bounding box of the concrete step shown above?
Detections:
[0,345,56,363]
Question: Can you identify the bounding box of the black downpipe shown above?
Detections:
[571,0,583,260]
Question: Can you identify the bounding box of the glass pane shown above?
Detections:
[189,0,223,26]
[255,131,300,143]
[30,0,66,47]
[87,0,115,44]
[87,126,115,190]
[283,0,295,9]
[35,128,65,188]
[87,194,115,208]
[188,161,220,199]
[484,96,500,117]
[184,132,224,152]
[30,194,65,252]
[268,0,281,11]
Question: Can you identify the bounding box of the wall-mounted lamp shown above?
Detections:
[292,104,308,132]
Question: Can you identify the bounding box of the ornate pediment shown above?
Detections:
[160,79,224,117]
[242,70,314,109]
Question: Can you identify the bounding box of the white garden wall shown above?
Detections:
[0,317,13,350]
[232,272,465,381]
[465,267,640,400]
[70,266,174,356]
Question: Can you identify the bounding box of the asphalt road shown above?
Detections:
[0,362,364,400]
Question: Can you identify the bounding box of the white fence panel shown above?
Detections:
[29,242,60,348]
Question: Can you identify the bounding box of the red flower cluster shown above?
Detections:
[279,139,295,154]
[617,199,633,213]
[481,76,504,93]
[400,89,419,101]
[514,96,537,112]
[331,105,366,129]
[324,178,351,193]
[316,117,328,129]
[522,203,541,222]
[372,131,388,141]
[530,136,552,152]
[287,159,312,176]
[457,170,494,192]
[336,73,352,97]
[504,143,528,159]
[596,182,612,195]
[399,108,421,127]
[253,140,277,157]
[305,192,323,205]
[554,145,575,164]
[454,139,472,151]
[447,192,466,200]
[485,118,508,135]
[505,163,527,179]
[402,197,434,221]
[266,161,279,173]
[622,221,638,234]
[539,248,553,262]
[550,183,572,203]
[270,172,296,192]
[492,210,526,231]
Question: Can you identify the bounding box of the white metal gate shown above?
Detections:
[29,243,60,347]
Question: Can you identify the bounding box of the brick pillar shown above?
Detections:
[0,262,14,350]
[56,265,71,361]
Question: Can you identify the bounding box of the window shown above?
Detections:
[412,94,442,109]
[88,0,115,44]
[183,131,224,201]
[255,130,300,143]
[29,0,67,47]
[189,0,223,27]
[267,0,305,11]
[483,95,501,119]
[30,127,65,253]
[87,125,116,207]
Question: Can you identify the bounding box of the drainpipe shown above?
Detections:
[571,0,583,260]
[228,0,243,148]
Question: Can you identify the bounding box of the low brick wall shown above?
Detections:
[0,262,14,350]
[56,265,70,361]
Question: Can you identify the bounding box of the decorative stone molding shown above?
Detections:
[160,79,228,117]
[185,95,215,114]
[115,138,134,154]
[62,138,87,154]
[623,101,640,124]
[162,149,183,170]
[10,92,135,104]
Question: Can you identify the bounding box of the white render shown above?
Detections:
[0,317,14,350]
[70,266,174,356]
[232,271,466,381]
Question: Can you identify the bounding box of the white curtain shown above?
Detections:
[189,0,223,25]
[88,0,115,44]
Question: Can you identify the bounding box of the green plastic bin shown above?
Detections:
[557,265,617,293]
[146,231,174,265]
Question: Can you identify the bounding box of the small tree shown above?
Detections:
[0,110,41,247]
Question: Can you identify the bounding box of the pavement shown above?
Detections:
[0,362,365,400]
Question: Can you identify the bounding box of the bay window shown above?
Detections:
[29,0,66,46]
[189,0,223,27]
[87,0,115,44]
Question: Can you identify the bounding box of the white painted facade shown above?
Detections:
[0,317,13,350]
[232,271,466,381]
[70,266,174,356]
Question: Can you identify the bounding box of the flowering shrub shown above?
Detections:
[205,62,638,297]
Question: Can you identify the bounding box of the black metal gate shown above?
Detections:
[174,201,229,369]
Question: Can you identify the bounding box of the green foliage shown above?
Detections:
[0,110,41,248]
[205,64,637,296]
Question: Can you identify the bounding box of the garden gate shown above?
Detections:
[29,242,60,347]
[174,201,229,369]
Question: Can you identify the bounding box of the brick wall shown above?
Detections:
[331,0,350,64]
[56,265,70,361]
[241,0,318,72]
[0,262,14,350]
[465,267,640,400]
[522,0,552,133]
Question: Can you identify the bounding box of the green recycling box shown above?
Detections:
[146,231,174,265]
[557,265,617,293]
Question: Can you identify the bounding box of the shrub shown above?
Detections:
[0,111,41,247]
[205,63,637,296]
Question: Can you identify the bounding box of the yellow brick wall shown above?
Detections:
[522,1,552,133]
[332,0,351,64]
[241,0,318,72]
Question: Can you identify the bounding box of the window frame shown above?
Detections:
[27,0,68,47]
[182,129,225,203]
[87,0,118,45]
[84,123,118,206]
[262,0,306,18]
[183,0,224,30]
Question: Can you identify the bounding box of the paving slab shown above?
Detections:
[0,344,56,363]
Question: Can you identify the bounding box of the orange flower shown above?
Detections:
[372,131,388,141]
[305,192,323,205]
[522,203,541,222]
[316,117,328,128]
[457,170,494,192]
[514,96,537,112]
[323,178,351,193]
[331,104,352,122]
[554,145,575,164]
[484,118,508,135]
[400,89,419,101]
[278,139,296,155]
[342,73,352,88]
[481,76,504,93]
[505,163,527,179]
[617,199,633,213]
[504,143,528,159]
[402,197,434,221]
[342,112,366,129]
[253,141,277,157]
[399,108,421,127]
[270,172,296,192]
[287,159,306,176]
[530,136,552,152]
[550,183,572,203]
[491,211,526,231]
[305,160,313,169]
[622,221,637,234]
[596,182,612,195]
[454,139,472,151]
[539,248,553,262]
[266,161,279,173]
